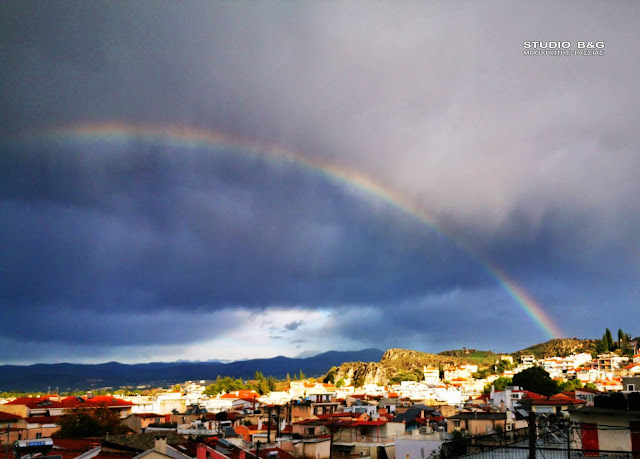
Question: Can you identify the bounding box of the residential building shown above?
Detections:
[123,414,167,433]
[446,412,510,436]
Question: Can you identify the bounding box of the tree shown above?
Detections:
[56,405,129,438]
[605,328,614,351]
[335,378,345,388]
[594,338,607,356]
[299,370,306,380]
[203,376,248,396]
[483,376,512,394]
[495,359,513,374]
[473,369,491,380]
[324,369,336,384]
[557,379,583,392]
[512,366,558,396]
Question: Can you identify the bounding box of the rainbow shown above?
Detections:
[9,122,563,339]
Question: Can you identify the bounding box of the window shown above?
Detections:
[36,433,42,439]
[628,384,635,391]
[453,420,460,429]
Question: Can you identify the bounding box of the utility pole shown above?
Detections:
[528,412,536,459]
[5,425,10,459]
[326,419,340,459]
[275,405,281,440]
[266,407,272,444]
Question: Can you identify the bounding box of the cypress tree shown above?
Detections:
[605,328,614,351]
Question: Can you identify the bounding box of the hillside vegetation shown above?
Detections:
[514,338,597,358]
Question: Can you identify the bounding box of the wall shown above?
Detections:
[294,439,330,459]
[396,438,442,459]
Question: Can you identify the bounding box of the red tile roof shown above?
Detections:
[5,396,65,409]
[575,387,600,394]
[25,415,61,424]
[317,412,360,420]
[0,412,23,421]
[130,413,163,419]
[531,398,586,406]
[220,390,260,400]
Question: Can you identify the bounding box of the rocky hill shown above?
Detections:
[329,348,497,386]
[514,338,597,358]
[328,339,599,385]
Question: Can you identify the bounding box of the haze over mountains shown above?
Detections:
[0,349,384,392]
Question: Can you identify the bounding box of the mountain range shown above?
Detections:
[0,348,384,392]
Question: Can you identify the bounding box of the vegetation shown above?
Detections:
[323,368,336,384]
[516,338,597,358]
[483,376,512,394]
[557,379,584,392]
[594,327,634,356]
[203,372,277,396]
[56,405,129,438]
[494,359,513,374]
[512,366,558,396]
[388,369,424,384]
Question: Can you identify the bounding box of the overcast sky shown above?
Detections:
[1,1,639,365]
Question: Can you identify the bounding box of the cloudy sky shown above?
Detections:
[1,1,639,365]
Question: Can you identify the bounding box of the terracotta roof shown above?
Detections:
[59,396,135,408]
[350,420,386,426]
[531,398,586,406]
[448,412,506,421]
[0,412,22,421]
[220,390,259,400]
[25,415,60,423]
[317,412,360,419]
[5,396,65,409]
[129,413,163,419]
[519,391,545,400]
[575,387,600,394]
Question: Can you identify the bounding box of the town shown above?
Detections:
[1,334,639,458]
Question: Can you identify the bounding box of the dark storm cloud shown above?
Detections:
[0,139,494,348]
[284,321,303,331]
[1,1,639,362]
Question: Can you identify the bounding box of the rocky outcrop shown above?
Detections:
[332,361,388,386]
[330,348,473,386]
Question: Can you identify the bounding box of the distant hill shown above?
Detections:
[514,338,597,358]
[0,349,384,392]
[330,348,498,386]
[438,349,498,361]
[329,339,602,386]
